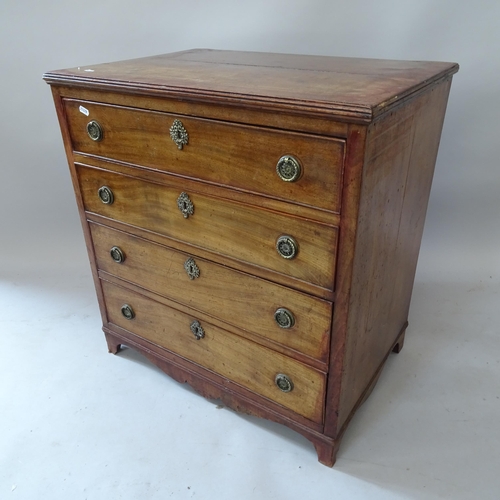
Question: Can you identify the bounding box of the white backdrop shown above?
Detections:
[1,1,499,499]
[1,0,499,279]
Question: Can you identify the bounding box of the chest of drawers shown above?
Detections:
[44,50,458,466]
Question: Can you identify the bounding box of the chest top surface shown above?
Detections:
[44,49,458,123]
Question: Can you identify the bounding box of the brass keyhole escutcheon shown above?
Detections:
[190,320,205,340]
[170,119,189,150]
[184,257,200,280]
[177,192,194,218]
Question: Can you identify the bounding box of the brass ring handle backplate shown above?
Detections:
[275,374,294,393]
[170,119,189,150]
[276,235,298,259]
[121,304,135,320]
[87,120,103,141]
[110,246,125,264]
[276,155,302,182]
[274,308,295,329]
[98,186,114,205]
[190,320,205,340]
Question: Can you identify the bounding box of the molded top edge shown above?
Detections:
[44,49,459,123]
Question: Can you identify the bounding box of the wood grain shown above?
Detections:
[102,326,324,433]
[98,271,329,372]
[74,152,340,229]
[45,50,458,467]
[64,98,345,213]
[102,327,339,456]
[101,279,326,423]
[87,210,335,301]
[77,164,339,289]
[57,86,350,138]
[44,49,458,123]
[336,78,453,431]
[323,123,367,438]
[90,222,332,364]
[49,88,111,327]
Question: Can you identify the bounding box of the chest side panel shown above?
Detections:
[336,78,453,432]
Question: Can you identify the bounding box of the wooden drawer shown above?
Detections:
[101,279,326,423]
[90,222,332,364]
[78,164,339,290]
[64,99,345,213]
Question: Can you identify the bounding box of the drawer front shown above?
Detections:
[65,99,345,213]
[101,280,326,423]
[90,222,332,363]
[78,165,338,290]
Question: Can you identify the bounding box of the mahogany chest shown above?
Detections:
[44,50,458,466]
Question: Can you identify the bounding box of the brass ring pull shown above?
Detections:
[87,120,103,141]
[177,192,194,218]
[121,304,135,320]
[275,374,294,393]
[98,186,114,205]
[190,320,205,340]
[276,235,298,259]
[274,308,295,329]
[110,246,125,264]
[276,155,301,182]
[170,119,189,150]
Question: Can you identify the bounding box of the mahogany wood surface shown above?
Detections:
[90,222,332,364]
[336,78,453,432]
[45,50,458,466]
[101,279,326,423]
[98,270,330,373]
[49,87,110,327]
[102,327,338,452]
[59,86,350,138]
[64,98,345,213]
[101,325,325,433]
[77,163,339,290]
[322,123,368,438]
[74,152,340,227]
[86,209,336,302]
[44,49,458,123]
